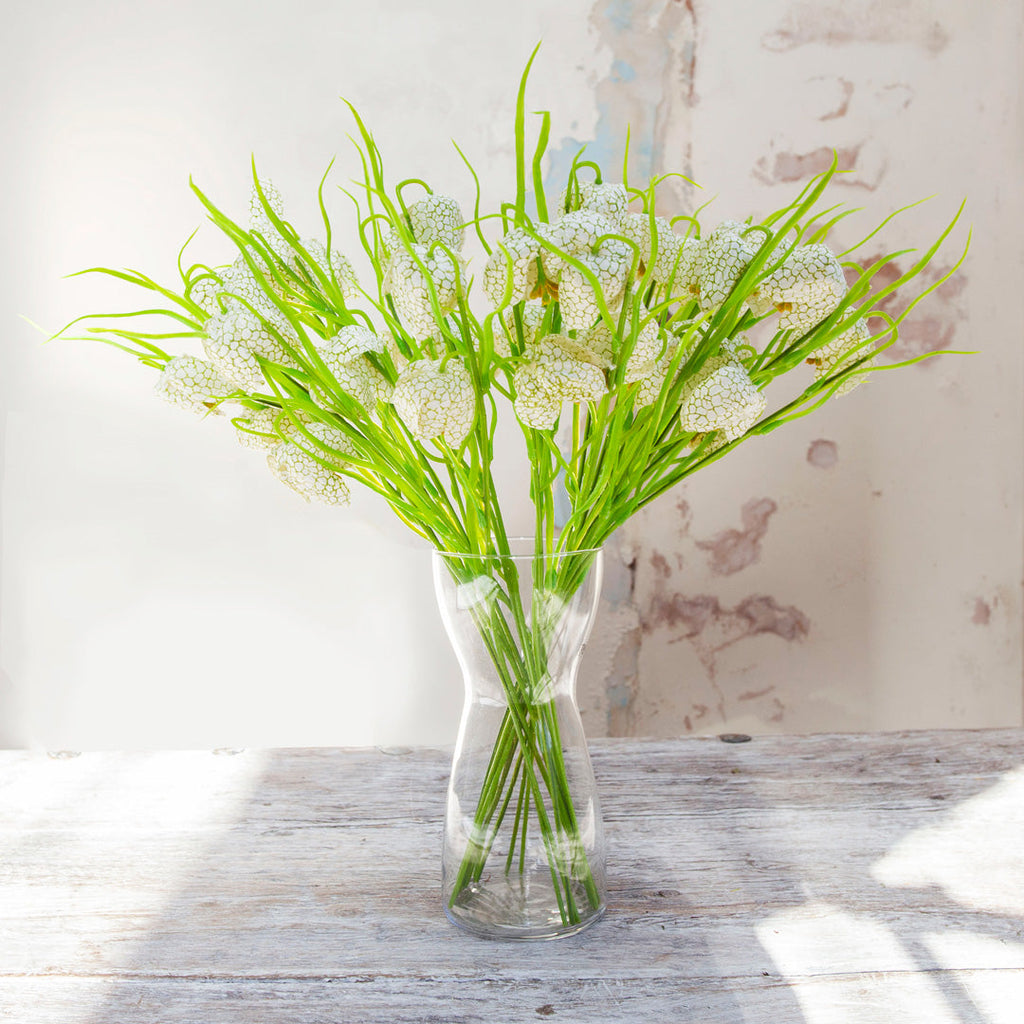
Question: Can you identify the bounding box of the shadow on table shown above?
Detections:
[81,733,1022,1023]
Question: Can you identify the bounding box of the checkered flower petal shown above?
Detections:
[756,243,847,333]
[484,229,540,307]
[558,264,603,331]
[249,179,294,262]
[303,421,358,463]
[580,320,662,382]
[512,364,563,429]
[620,214,696,290]
[187,275,223,315]
[679,358,766,441]
[296,238,359,300]
[201,311,274,392]
[314,359,390,409]
[155,355,233,413]
[578,182,628,226]
[267,439,350,505]
[557,238,631,331]
[539,210,617,277]
[623,320,665,383]
[511,335,607,429]
[385,244,462,339]
[529,335,608,402]
[391,358,475,446]
[235,406,293,449]
[698,220,763,310]
[673,238,703,298]
[407,194,464,251]
[221,255,292,333]
[321,324,387,361]
[810,319,875,395]
[633,341,682,408]
[205,308,296,377]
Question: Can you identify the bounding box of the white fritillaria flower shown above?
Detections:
[620,213,690,286]
[564,181,629,224]
[535,209,632,330]
[497,301,545,357]
[187,274,223,315]
[314,325,392,408]
[809,319,876,395]
[696,220,767,311]
[391,358,475,446]
[235,406,305,450]
[483,228,540,307]
[384,241,463,340]
[220,255,291,332]
[407,194,464,251]
[155,355,233,414]
[678,353,765,442]
[751,243,847,333]
[249,178,294,263]
[539,209,616,277]
[558,236,633,331]
[267,438,351,506]
[296,238,359,300]
[582,319,662,382]
[383,196,466,339]
[202,309,295,392]
[512,334,607,430]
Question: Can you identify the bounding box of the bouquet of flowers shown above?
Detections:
[57,50,964,938]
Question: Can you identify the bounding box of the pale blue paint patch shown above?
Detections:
[611,58,636,83]
[607,682,633,709]
[603,0,636,33]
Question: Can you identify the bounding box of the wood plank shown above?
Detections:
[0,730,1021,1022]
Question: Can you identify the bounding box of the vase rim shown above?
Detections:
[432,537,603,560]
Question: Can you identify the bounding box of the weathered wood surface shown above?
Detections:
[1,730,1021,1023]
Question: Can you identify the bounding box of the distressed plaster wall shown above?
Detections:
[577,0,1024,738]
[1,0,1020,748]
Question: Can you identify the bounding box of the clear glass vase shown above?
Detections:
[432,540,607,940]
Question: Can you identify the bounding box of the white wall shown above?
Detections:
[1,0,1020,749]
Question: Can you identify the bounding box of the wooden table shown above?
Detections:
[1,729,1022,1023]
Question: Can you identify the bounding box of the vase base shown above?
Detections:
[445,882,606,941]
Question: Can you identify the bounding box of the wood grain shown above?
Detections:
[1,730,1021,1022]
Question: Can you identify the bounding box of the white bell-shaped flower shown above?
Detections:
[407,194,464,251]
[267,434,351,505]
[235,406,291,449]
[155,356,233,413]
[511,334,607,430]
[809,319,875,395]
[753,243,847,333]
[559,236,633,331]
[538,210,617,278]
[620,214,689,286]
[315,325,393,408]
[295,238,359,300]
[565,181,629,226]
[696,220,767,311]
[384,242,462,340]
[187,275,223,315]
[483,228,540,307]
[391,358,475,446]
[203,309,295,392]
[248,178,294,263]
[679,355,765,441]
[497,301,545,357]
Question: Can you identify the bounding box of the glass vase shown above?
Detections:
[432,540,607,940]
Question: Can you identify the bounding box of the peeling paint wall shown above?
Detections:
[579,0,1024,737]
[2,0,1020,748]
